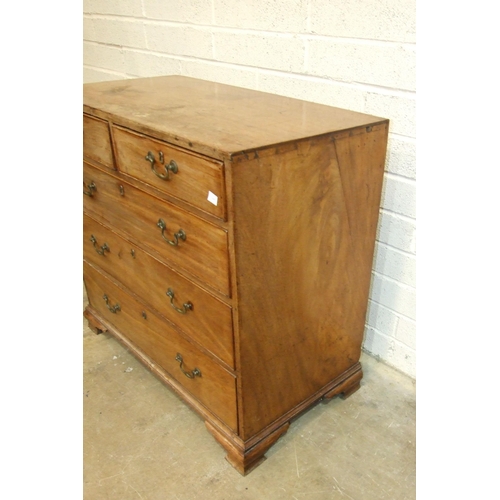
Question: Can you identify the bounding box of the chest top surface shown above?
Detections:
[83,75,387,157]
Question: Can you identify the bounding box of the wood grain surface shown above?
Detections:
[83,214,235,368]
[113,125,226,219]
[83,75,389,474]
[83,114,114,168]
[84,261,238,431]
[84,76,387,158]
[230,125,388,439]
[83,161,231,296]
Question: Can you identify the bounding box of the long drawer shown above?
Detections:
[113,126,226,220]
[83,214,234,368]
[83,161,230,296]
[84,261,238,431]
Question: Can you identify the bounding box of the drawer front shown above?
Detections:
[83,214,234,368]
[83,114,114,168]
[83,162,230,296]
[84,261,238,431]
[113,126,226,219]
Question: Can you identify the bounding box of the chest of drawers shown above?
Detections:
[83,76,389,475]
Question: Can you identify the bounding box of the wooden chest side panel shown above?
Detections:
[333,124,389,339]
[231,128,387,439]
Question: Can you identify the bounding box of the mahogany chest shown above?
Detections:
[83,76,389,474]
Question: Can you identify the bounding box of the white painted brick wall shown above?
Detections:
[309,0,416,42]
[84,0,143,17]
[373,243,416,288]
[146,24,213,58]
[83,0,416,379]
[90,17,147,49]
[84,42,125,74]
[214,0,308,32]
[382,175,416,219]
[386,136,416,178]
[143,0,213,24]
[214,32,306,72]
[307,39,416,91]
[377,211,416,254]
[371,273,416,321]
[123,48,181,78]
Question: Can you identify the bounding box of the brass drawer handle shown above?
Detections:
[102,294,121,314]
[83,181,96,197]
[175,353,201,379]
[145,151,178,180]
[90,235,110,256]
[166,288,193,314]
[157,219,186,246]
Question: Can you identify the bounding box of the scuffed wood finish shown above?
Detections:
[205,420,290,476]
[83,114,114,168]
[322,363,363,401]
[113,125,226,219]
[83,76,387,158]
[231,126,388,439]
[84,261,238,431]
[83,214,234,368]
[83,161,230,296]
[85,304,238,440]
[83,308,106,335]
[83,76,389,475]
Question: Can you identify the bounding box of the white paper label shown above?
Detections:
[207,191,218,206]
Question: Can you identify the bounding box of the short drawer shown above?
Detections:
[83,114,114,168]
[83,214,234,368]
[113,126,226,219]
[83,162,230,296]
[84,261,237,431]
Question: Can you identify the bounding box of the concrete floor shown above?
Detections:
[83,300,415,499]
